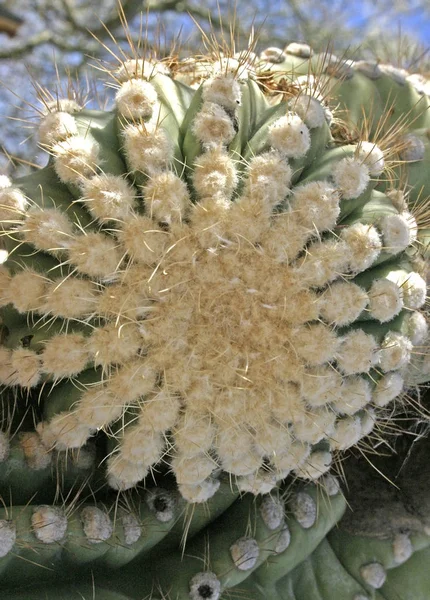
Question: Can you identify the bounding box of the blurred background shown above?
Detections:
[0,0,429,175]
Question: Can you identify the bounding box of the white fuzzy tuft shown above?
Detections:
[21,208,74,252]
[107,455,148,491]
[81,506,113,544]
[32,506,67,543]
[87,322,142,368]
[53,136,100,185]
[290,181,340,233]
[332,157,370,199]
[143,171,191,224]
[295,239,349,288]
[359,562,387,589]
[115,58,170,82]
[122,122,173,175]
[269,114,311,159]
[0,520,16,557]
[115,79,158,119]
[43,99,81,115]
[320,281,368,326]
[301,366,342,407]
[80,174,136,222]
[341,223,381,273]
[368,279,403,322]
[171,452,217,486]
[379,213,414,254]
[67,233,122,278]
[404,311,428,345]
[179,478,220,503]
[39,112,78,146]
[10,348,42,388]
[192,148,237,200]
[0,187,27,224]
[75,387,123,429]
[298,450,332,479]
[41,277,98,319]
[334,376,372,415]
[289,95,325,128]
[357,142,385,176]
[42,333,89,378]
[336,330,379,375]
[192,102,236,147]
[331,416,362,450]
[373,372,404,407]
[293,323,339,366]
[230,537,260,570]
[0,175,11,190]
[243,151,292,207]
[202,75,242,111]
[41,412,93,450]
[290,492,316,528]
[189,572,221,600]
[399,134,425,162]
[7,270,48,313]
[398,272,427,309]
[379,332,412,372]
[236,470,278,495]
[292,408,336,444]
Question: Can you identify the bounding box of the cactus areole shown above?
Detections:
[0,41,429,508]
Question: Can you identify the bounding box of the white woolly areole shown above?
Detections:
[145,488,177,522]
[399,272,427,309]
[320,281,368,326]
[10,348,41,388]
[210,57,250,81]
[81,506,113,543]
[298,450,332,480]
[0,347,13,385]
[292,408,336,445]
[0,431,9,462]
[22,208,74,251]
[373,372,404,407]
[275,525,291,553]
[368,279,403,322]
[301,366,342,407]
[121,512,142,545]
[379,213,414,254]
[290,181,340,233]
[41,277,98,319]
[356,142,385,176]
[399,134,425,162]
[0,520,16,557]
[331,416,362,450]
[189,572,221,600]
[32,506,67,543]
[43,99,81,115]
[192,148,237,200]
[404,311,428,345]
[53,136,100,185]
[285,42,313,57]
[334,376,372,415]
[7,270,47,313]
[290,492,317,528]
[115,58,170,82]
[361,408,376,437]
[236,470,278,495]
[143,171,190,224]
[230,536,260,570]
[192,102,236,147]
[87,322,142,368]
[321,474,340,496]
[0,187,27,223]
[379,64,408,84]
[260,47,286,63]
[336,330,379,375]
[341,223,381,273]
[260,496,285,530]
[39,112,78,146]
[41,333,89,378]
[202,75,242,112]
[360,562,387,589]
[171,452,217,486]
[268,114,311,159]
[106,455,148,491]
[20,432,51,470]
[392,533,413,565]
[178,478,220,503]
[380,332,412,372]
[115,79,158,119]
[122,122,173,175]
[0,175,11,190]
[407,73,430,96]
[243,151,292,207]
[68,233,122,278]
[80,174,136,222]
[42,412,93,450]
[289,95,325,128]
[295,239,349,288]
[332,157,370,199]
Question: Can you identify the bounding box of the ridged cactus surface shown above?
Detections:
[0,32,430,599]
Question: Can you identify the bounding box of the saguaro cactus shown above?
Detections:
[0,28,429,599]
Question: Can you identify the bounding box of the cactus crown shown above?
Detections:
[0,27,429,507]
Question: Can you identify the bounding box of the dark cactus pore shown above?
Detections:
[0,27,429,599]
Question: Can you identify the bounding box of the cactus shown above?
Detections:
[0,25,430,598]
